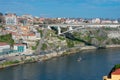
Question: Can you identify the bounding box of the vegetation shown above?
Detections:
[111,39,120,44]
[61,28,67,33]
[0,34,14,46]
[32,41,39,50]
[66,39,74,48]
[57,36,65,40]
[32,27,120,53]
[0,25,4,28]
[2,60,19,66]
[41,43,47,50]
[37,29,43,37]
[32,46,36,50]
[74,40,83,45]
[104,27,118,31]
[114,64,120,69]
[62,52,69,55]
[24,59,34,63]
[0,12,4,23]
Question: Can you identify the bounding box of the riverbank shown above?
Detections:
[0,45,120,69]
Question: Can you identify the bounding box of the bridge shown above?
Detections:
[47,23,120,35]
[35,23,120,54]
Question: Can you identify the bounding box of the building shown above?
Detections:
[65,19,75,24]
[0,42,11,55]
[13,44,27,53]
[5,13,17,25]
[21,14,33,25]
[22,14,33,19]
[103,65,120,80]
[101,20,112,24]
[92,18,101,23]
[112,20,119,23]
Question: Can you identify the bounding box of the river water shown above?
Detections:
[0,48,120,80]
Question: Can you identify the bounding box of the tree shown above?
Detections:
[0,34,14,46]
[0,12,4,23]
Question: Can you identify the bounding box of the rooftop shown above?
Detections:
[14,44,26,46]
[0,42,9,46]
[112,68,120,75]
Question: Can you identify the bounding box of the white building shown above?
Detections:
[92,18,101,23]
[0,42,11,55]
[13,44,27,53]
[101,20,112,24]
[21,14,33,25]
[65,19,75,24]
[113,20,119,23]
[5,13,17,25]
[35,33,41,40]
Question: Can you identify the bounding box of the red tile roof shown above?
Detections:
[112,68,120,75]
[0,42,9,46]
[28,33,35,36]
[22,33,35,36]
[14,44,26,46]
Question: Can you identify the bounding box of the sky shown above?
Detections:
[0,0,120,18]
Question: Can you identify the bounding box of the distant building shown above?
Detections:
[0,42,11,55]
[22,14,33,19]
[21,14,33,25]
[92,18,101,23]
[112,20,119,23]
[65,19,75,24]
[101,20,112,24]
[5,13,17,25]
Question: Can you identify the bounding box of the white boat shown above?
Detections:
[77,57,82,61]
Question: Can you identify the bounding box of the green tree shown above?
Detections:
[66,39,74,48]
[0,34,14,46]
[41,43,47,50]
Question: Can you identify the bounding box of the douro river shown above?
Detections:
[0,48,120,80]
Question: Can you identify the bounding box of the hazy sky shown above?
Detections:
[0,0,120,18]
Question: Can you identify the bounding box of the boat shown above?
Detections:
[77,57,82,62]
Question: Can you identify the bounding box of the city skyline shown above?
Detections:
[0,0,120,18]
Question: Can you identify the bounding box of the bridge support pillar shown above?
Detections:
[47,26,51,29]
[57,26,61,35]
[69,26,73,31]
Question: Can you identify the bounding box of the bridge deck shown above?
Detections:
[48,23,120,26]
